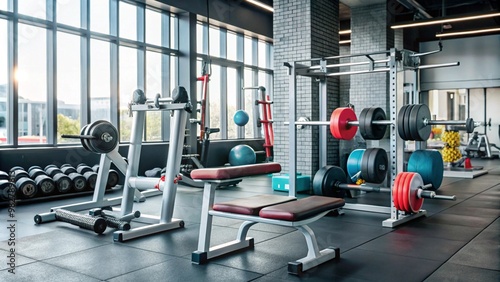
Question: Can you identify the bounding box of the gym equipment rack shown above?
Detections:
[285,48,459,227]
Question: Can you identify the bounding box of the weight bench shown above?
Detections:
[190,163,345,275]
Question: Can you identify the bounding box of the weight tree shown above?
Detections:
[285,48,460,227]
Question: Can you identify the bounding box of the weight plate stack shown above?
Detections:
[360,148,388,184]
[312,165,347,198]
[360,107,387,140]
[409,104,432,141]
[397,105,411,140]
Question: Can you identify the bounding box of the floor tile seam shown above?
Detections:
[16,242,113,261]
[211,259,282,276]
[348,246,446,264]
[101,258,188,281]
[26,260,108,281]
[389,230,475,244]
[438,262,500,273]
[112,241,192,258]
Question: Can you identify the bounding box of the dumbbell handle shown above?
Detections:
[418,189,456,201]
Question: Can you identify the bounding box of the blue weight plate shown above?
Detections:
[347,149,365,180]
[408,150,443,190]
[425,150,443,190]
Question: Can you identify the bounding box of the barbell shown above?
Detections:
[62,120,119,154]
[313,165,455,214]
[287,104,478,141]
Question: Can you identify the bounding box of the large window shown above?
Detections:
[196,23,273,140]
[1,1,178,147]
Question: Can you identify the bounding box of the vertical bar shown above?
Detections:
[161,12,171,141]
[288,63,297,197]
[483,88,487,135]
[47,1,56,144]
[120,111,145,215]
[236,66,244,138]
[109,0,119,126]
[318,79,327,168]
[8,0,18,146]
[81,0,90,127]
[197,182,217,251]
[389,48,402,218]
[220,66,227,139]
[161,109,188,222]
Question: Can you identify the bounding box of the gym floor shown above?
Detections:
[1,159,499,281]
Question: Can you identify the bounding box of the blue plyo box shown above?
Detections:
[272,173,310,193]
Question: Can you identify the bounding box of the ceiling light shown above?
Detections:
[339,40,351,44]
[339,30,351,35]
[246,0,274,12]
[391,12,500,29]
[436,27,500,37]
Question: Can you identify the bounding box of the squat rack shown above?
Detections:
[285,48,459,227]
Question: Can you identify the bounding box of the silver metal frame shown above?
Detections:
[286,48,459,228]
[192,179,339,275]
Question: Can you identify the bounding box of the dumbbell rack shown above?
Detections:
[35,94,192,241]
[286,48,459,227]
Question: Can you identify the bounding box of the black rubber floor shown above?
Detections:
[1,159,499,281]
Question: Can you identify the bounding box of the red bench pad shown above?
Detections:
[259,196,345,221]
[191,163,281,180]
[213,195,296,216]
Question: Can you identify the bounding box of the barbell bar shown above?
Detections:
[61,120,119,154]
[313,166,455,214]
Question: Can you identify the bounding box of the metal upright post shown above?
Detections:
[288,63,297,197]
[318,78,327,168]
[121,111,146,216]
[161,109,188,223]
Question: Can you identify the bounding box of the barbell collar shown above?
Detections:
[418,189,456,201]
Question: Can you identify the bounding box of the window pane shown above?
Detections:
[227,68,237,139]
[57,0,81,28]
[258,41,267,68]
[119,1,137,40]
[196,23,204,54]
[18,0,47,20]
[208,65,220,139]
[57,32,81,144]
[145,51,162,141]
[0,1,9,11]
[146,9,161,46]
[90,39,110,122]
[0,20,8,144]
[244,37,253,65]
[208,26,220,57]
[119,46,137,141]
[90,0,109,34]
[170,15,177,49]
[244,68,254,138]
[17,24,47,144]
[227,31,237,61]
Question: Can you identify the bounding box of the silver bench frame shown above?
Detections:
[192,180,340,275]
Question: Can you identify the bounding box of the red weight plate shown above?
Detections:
[392,172,404,210]
[398,172,410,212]
[408,172,424,213]
[330,107,357,140]
[403,172,416,213]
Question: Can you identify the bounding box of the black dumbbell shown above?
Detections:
[0,180,15,201]
[107,169,119,189]
[16,177,38,199]
[77,165,93,175]
[28,165,42,173]
[29,168,47,180]
[12,170,30,182]
[9,166,25,173]
[92,164,99,173]
[68,172,87,192]
[44,164,57,171]
[61,166,77,175]
[46,167,63,178]
[0,171,9,181]
[52,173,72,194]
[35,175,56,195]
[83,171,98,191]
[76,163,88,168]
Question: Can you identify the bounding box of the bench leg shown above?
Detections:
[288,225,340,275]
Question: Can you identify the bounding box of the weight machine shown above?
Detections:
[35,87,192,241]
[285,48,460,227]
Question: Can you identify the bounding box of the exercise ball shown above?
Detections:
[228,145,256,166]
[233,110,249,126]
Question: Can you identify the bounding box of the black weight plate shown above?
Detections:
[84,120,104,153]
[77,165,93,175]
[312,166,330,196]
[405,104,416,140]
[80,124,91,152]
[397,105,410,140]
[410,104,432,141]
[13,170,29,182]
[365,107,387,140]
[83,171,98,190]
[9,166,25,173]
[46,167,63,178]
[358,107,370,140]
[371,148,388,183]
[321,166,347,198]
[53,173,73,193]
[61,166,77,175]
[69,173,86,192]
[106,169,120,189]
[88,121,119,154]
[465,118,474,133]
[44,164,57,171]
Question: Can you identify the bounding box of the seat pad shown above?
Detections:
[259,196,345,221]
[191,163,281,180]
[213,194,296,215]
